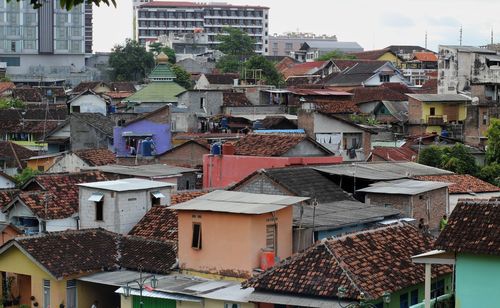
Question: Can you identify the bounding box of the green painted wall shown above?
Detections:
[456,254,500,308]
[133,296,176,308]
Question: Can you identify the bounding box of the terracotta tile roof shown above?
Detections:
[0,105,67,135]
[0,141,36,169]
[72,81,106,93]
[281,61,329,79]
[314,100,361,114]
[245,223,451,300]
[14,171,109,219]
[128,205,178,243]
[234,134,309,156]
[371,147,417,162]
[12,87,43,102]
[0,190,19,208]
[71,113,114,137]
[205,73,239,85]
[349,48,391,60]
[413,174,500,194]
[350,86,408,104]
[415,79,437,94]
[413,52,438,62]
[260,116,297,129]
[110,82,136,92]
[103,91,134,99]
[380,82,415,94]
[11,228,177,278]
[223,92,253,107]
[0,82,15,95]
[275,57,298,72]
[73,148,116,166]
[435,198,500,256]
[171,190,208,204]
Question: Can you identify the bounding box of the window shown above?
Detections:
[430,107,436,116]
[72,106,80,113]
[0,57,20,66]
[43,279,50,308]
[266,224,277,252]
[410,289,419,305]
[37,166,44,172]
[483,112,488,125]
[285,42,293,51]
[224,303,240,308]
[95,200,103,221]
[191,223,202,249]
[379,74,390,83]
[200,97,206,109]
[10,41,16,52]
[399,292,409,308]
[431,279,445,298]
[66,280,77,308]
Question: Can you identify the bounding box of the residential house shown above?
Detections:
[25,152,65,172]
[102,91,134,106]
[368,146,417,162]
[0,141,35,176]
[143,139,210,169]
[70,113,114,151]
[357,179,450,230]
[123,53,186,113]
[42,120,71,153]
[314,161,453,197]
[288,87,354,106]
[278,60,335,84]
[231,167,400,251]
[0,223,20,246]
[71,81,112,95]
[414,174,500,212]
[177,57,216,74]
[12,87,43,103]
[0,171,16,189]
[174,90,224,133]
[298,107,375,161]
[46,148,116,173]
[324,60,408,87]
[194,73,239,90]
[170,190,308,278]
[0,228,176,308]
[89,164,200,190]
[412,198,500,308]
[78,178,175,234]
[257,116,297,130]
[350,48,400,65]
[244,223,452,308]
[403,52,438,86]
[68,89,109,115]
[2,171,108,234]
[291,41,363,62]
[406,93,470,139]
[0,82,15,97]
[34,86,68,104]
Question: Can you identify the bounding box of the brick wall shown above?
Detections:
[365,187,447,230]
[234,174,291,196]
[297,110,315,139]
[408,97,423,125]
[362,131,372,158]
[157,142,209,168]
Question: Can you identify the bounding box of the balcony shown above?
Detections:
[427,115,445,125]
[409,293,454,308]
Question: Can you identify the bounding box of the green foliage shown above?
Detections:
[14,168,40,186]
[149,43,176,64]
[245,55,284,87]
[418,145,443,168]
[10,0,116,10]
[349,114,380,125]
[479,163,500,186]
[216,55,241,73]
[0,98,24,109]
[170,64,192,89]
[109,39,155,82]
[316,50,357,61]
[216,27,255,58]
[0,76,11,82]
[485,118,500,164]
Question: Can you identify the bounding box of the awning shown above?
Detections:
[122,132,153,137]
[115,287,201,302]
[248,292,349,308]
[151,191,166,198]
[486,55,500,62]
[88,193,104,202]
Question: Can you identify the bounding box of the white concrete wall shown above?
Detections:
[46,218,78,232]
[364,72,408,86]
[6,54,86,75]
[449,192,500,212]
[47,154,89,173]
[0,176,15,189]
[70,94,107,115]
[50,122,71,138]
[79,186,173,234]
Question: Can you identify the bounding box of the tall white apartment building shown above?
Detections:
[0,0,92,84]
[135,1,270,54]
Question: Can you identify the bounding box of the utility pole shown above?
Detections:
[459,26,463,46]
[491,27,494,45]
[425,31,428,49]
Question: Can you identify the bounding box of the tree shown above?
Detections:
[216,27,255,59]
[245,55,284,87]
[418,145,443,168]
[485,118,500,164]
[149,42,176,64]
[12,0,116,10]
[14,168,40,186]
[0,98,24,109]
[170,64,192,89]
[479,163,500,186]
[216,55,241,73]
[316,50,357,61]
[441,143,479,175]
[109,39,155,82]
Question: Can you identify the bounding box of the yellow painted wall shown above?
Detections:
[421,103,467,121]
[425,126,443,134]
[121,294,133,308]
[78,281,121,307]
[377,52,401,67]
[121,293,257,308]
[26,157,58,172]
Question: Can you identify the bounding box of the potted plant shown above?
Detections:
[59,303,65,308]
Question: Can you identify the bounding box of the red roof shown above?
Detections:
[281,61,329,79]
[171,190,208,204]
[103,91,134,99]
[315,100,360,114]
[414,174,500,194]
[128,206,178,243]
[350,86,408,104]
[234,134,312,157]
[289,88,353,96]
[414,52,438,62]
[140,1,269,9]
[0,82,15,94]
[349,48,392,60]
[73,148,116,166]
[371,147,417,162]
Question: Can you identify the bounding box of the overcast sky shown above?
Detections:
[93,0,497,52]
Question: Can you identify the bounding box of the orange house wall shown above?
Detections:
[178,206,293,278]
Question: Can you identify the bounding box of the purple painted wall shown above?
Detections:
[114,120,172,157]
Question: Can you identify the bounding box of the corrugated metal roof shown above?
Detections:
[234,114,298,121]
[406,93,471,102]
[249,291,349,308]
[314,162,452,180]
[79,270,169,287]
[88,164,199,177]
[357,179,450,195]
[78,178,175,191]
[115,287,201,302]
[170,190,309,214]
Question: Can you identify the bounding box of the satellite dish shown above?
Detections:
[471,97,479,105]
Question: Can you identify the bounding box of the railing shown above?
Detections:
[409,293,454,308]
[427,115,445,126]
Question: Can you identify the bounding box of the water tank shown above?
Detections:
[220,117,228,129]
[260,249,275,270]
[441,129,449,138]
[222,142,235,155]
[142,139,153,156]
[253,120,263,130]
[211,142,222,155]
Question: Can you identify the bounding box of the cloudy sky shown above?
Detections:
[93,0,497,52]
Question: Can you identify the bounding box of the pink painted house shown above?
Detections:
[170,190,308,278]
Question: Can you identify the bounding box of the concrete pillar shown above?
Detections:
[424,263,431,308]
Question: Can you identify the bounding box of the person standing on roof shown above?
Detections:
[439,215,448,231]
